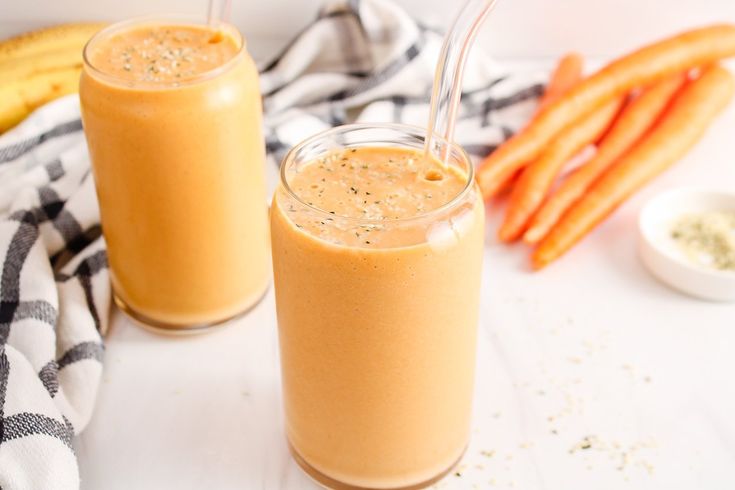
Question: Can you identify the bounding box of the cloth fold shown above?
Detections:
[0,0,543,488]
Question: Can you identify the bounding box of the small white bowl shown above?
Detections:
[638,187,735,302]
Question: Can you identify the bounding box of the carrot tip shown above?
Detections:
[530,252,549,270]
[522,227,543,244]
[498,224,521,243]
[480,180,502,200]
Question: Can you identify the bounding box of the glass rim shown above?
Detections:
[279,123,476,225]
[82,14,246,89]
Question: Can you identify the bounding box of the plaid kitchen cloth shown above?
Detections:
[0,0,544,488]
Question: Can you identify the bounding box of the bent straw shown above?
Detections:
[424,0,498,161]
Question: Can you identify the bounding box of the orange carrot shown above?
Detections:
[532,65,735,270]
[497,96,625,242]
[523,73,688,244]
[476,24,735,199]
[492,167,523,197]
[538,52,584,110]
[489,53,584,194]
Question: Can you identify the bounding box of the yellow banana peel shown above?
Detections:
[0,66,82,133]
[0,22,104,133]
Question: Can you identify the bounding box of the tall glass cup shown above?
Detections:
[80,16,269,332]
[271,124,485,489]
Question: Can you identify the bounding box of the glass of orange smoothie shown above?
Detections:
[271,124,485,489]
[80,16,269,332]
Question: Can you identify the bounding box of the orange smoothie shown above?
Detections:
[271,127,484,489]
[80,18,269,330]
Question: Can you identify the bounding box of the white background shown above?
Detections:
[1,0,734,58]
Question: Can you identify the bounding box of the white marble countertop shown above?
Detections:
[74,61,735,489]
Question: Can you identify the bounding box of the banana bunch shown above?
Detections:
[0,23,106,133]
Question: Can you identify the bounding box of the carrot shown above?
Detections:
[538,52,584,110]
[492,167,523,197]
[523,73,688,244]
[532,65,735,270]
[497,96,625,242]
[488,53,584,194]
[476,24,735,199]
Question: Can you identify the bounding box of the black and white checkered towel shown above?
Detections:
[0,0,543,488]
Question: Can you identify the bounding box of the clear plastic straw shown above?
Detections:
[424,0,498,161]
[208,0,232,25]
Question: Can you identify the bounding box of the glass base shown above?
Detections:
[113,283,269,335]
[288,439,465,490]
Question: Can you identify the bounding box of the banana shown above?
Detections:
[0,23,105,133]
[0,46,85,85]
[0,23,106,65]
[0,66,82,133]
